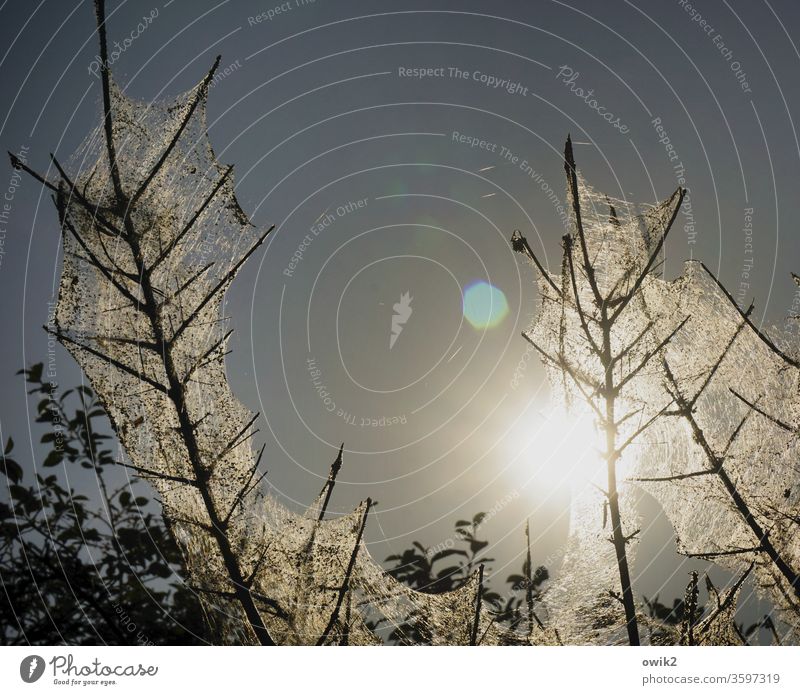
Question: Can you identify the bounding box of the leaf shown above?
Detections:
[430,548,468,563]
[42,449,64,468]
[148,561,172,579]
[436,566,462,579]
[1,453,23,483]
[19,363,43,384]
[468,539,489,554]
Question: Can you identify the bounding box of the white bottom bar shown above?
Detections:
[0,646,796,694]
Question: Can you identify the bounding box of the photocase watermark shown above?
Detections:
[555,66,630,134]
[651,117,694,244]
[510,343,535,390]
[426,490,520,558]
[780,276,800,344]
[44,301,65,457]
[283,197,368,277]
[677,0,752,93]
[736,207,755,307]
[1,144,29,271]
[389,291,413,349]
[87,9,159,76]
[49,654,157,687]
[450,132,569,228]
[306,356,407,427]
[209,58,243,89]
[19,653,158,686]
[113,602,155,646]
[398,65,530,96]
[46,300,58,380]
[247,0,317,26]
[20,655,45,683]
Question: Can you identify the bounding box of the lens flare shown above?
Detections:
[462,281,509,329]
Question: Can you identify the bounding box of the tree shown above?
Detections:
[13,0,282,644]
[1,364,207,645]
[513,140,800,644]
[512,137,685,644]
[632,265,800,640]
[12,0,520,646]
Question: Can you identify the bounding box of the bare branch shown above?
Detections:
[57,198,146,311]
[94,0,124,201]
[729,389,794,432]
[565,234,603,357]
[521,332,606,421]
[510,230,562,297]
[49,327,168,395]
[223,444,268,527]
[563,135,603,307]
[609,186,685,322]
[524,520,545,635]
[721,409,754,458]
[632,469,715,483]
[682,546,763,559]
[316,500,371,645]
[317,443,344,522]
[49,155,123,238]
[115,460,197,487]
[699,262,800,368]
[615,316,689,394]
[469,563,485,646]
[173,262,215,299]
[149,166,233,272]
[182,329,234,384]
[611,320,654,368]
[171,225,275,342]
[687,306,753,408]
[9,153,59,192]
[615,399,674,458]
[128,56,222,209]
[210,412,260,470]
[242,534,274,589]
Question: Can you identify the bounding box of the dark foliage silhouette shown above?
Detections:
[1,364,207,645]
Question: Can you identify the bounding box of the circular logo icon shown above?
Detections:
[20,655,45,683]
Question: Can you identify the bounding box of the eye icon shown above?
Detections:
[20,655,45,683]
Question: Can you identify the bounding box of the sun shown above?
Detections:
[536,409,605,487]
[506,406,606,495]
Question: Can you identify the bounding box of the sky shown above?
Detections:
[2,0,799,628]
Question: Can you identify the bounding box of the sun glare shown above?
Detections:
[462,281,509,329]
[509,408,606,494]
